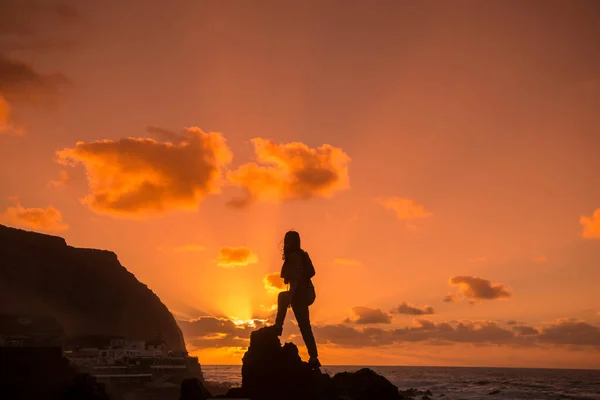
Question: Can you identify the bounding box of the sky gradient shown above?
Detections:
[1,0,599,368]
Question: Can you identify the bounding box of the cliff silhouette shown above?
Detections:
[0,224,185,351]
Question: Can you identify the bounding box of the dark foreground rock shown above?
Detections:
[0,346,77,400]
[217,326,402,400]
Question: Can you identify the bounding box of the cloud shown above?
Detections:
[0,57,68,134]
[513,326,539,336]
[226,138,350,207]
[443,293,458,303]
[333,258,361,266]
[537,319,600,346]
[179,315,600,351]
[506,320,517,325]
[377,197,432,221]
[263,272,286,294]
[217,246,258,267]
[448,276,511,302]
[314,319,517,348]
[0,95,21,135]
[1,201,68,231]
[178,316,268,349]
[393,302,435,315]
[0,55,68,105]
[580,209,600,239]
[56,127,233,218]
[315,318,600,349]
[48,170,70,187]
[313,325,394,348]
[347,307,392,324]
[0,1,76,134]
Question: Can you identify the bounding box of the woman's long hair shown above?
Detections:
[282,230,301,260]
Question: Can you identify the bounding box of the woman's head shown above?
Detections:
[283,230,301,259]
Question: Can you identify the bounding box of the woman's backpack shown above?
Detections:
[303,251,316,279]
[303,252,316,305]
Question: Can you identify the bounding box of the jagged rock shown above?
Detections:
[0,224,185,351]
[329,369,402,400]
[61,373,111,400]
[236,326,323,399]
[0,346,77,400]
[226,326,401,400]
[180,378,211,400]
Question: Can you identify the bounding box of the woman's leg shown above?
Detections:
[274,291,290,331]
[291,301,318,359]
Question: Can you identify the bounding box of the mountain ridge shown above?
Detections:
[0,224,186,351]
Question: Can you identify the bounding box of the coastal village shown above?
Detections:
[0,314,203,385]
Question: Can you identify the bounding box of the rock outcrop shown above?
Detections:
[0,346,77,400]
[218,325,402,400]
[0,224,185,351]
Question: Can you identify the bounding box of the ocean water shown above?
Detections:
[202,365,600,399]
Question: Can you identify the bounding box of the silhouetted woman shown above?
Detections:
[273,230,320,368]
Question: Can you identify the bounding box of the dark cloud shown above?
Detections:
[178,316,267,349]
[443,294,458,303]
[177,314,600,351]
[0,1,77,134]
[448,276,511,301]
[313,324,393,348]
[393,302,434,315]
[0,56,68,104]
[313,319,600,349]
[537,319,600,346]
[513,325,539,336]
[347,307,392,324]
[506,320,517,325]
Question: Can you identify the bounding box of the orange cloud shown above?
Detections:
[217,246,258,267]
[263,272,286,294]
[56,127,232,218]
[227,138,350,207]
[48,170,70,187]
[333,258,361,266]
[0,95,20,135]
[377,197,432,220]
[393,302,434,315]
[580,209,600,239]
[1,202,68,231]
[448,276,511,302]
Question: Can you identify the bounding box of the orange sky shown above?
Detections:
[1,1,599,368]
